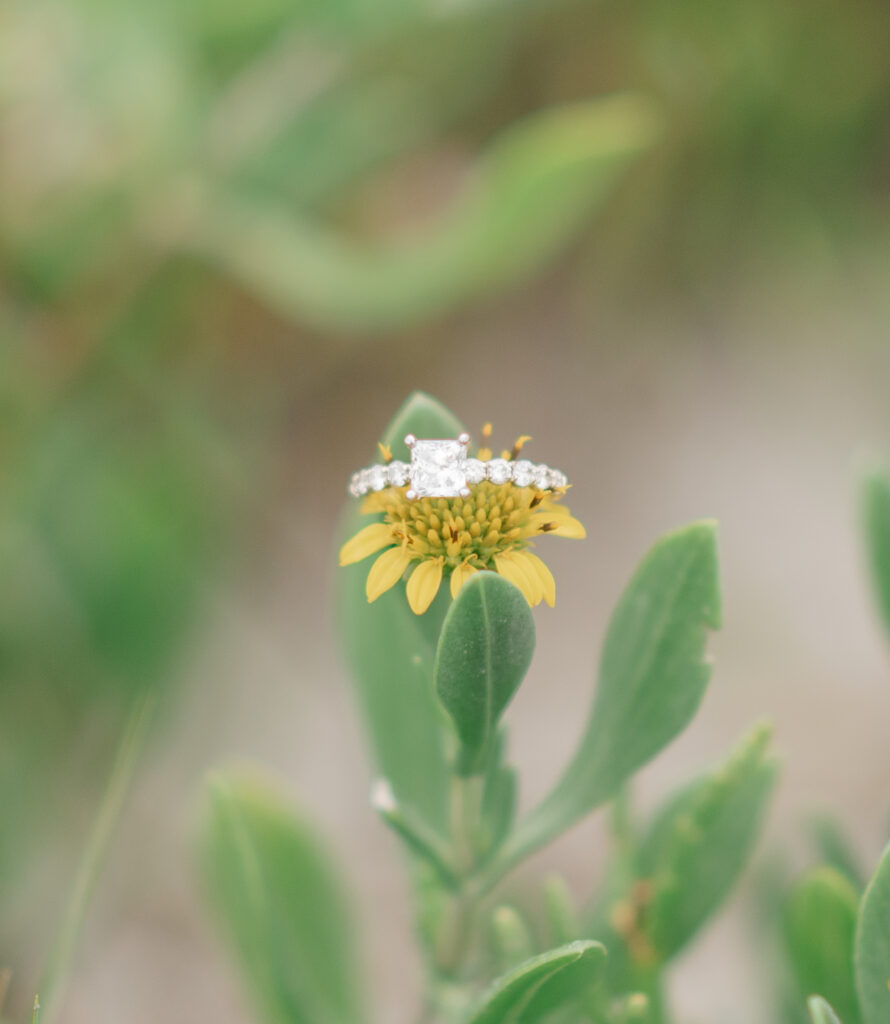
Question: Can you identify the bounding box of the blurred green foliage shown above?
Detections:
[2,0,890,1013]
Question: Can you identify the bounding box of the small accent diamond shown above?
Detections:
[512,459,535,487]
[386,461,410,486]
[368,465,387,491]
[533,464,552,489]
[486,458,511,485]
[464,459,486,484]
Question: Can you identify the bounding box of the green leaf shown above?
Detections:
[467,941,606,1024]
[809,996,844,1024]
[199,771,365,1024]
[786,868,860,1024]
[862,466,890,643]
[503,522,721,865]
[370,779,459,889]
[191,94,660,333]
[855,842,890,1024]
[337,392,463,838]
[434,572,535,774]
[381,391,466,462]
[542,875,580,947]
[809,816,866,889]
[640,723,777,960]
[490,906,535,972]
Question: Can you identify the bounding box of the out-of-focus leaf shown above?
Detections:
[337,393,462,838]
[189,94,660,333]
[542,875,580,947]
[434,572,535,775]
[232,18,512,207]
[370,779,459,889]
[809,816,867,890]
[199,771,365,1024]
[809,996,844,1024]
[640,723,776,960]
[855,843,890,1024]
[502,522,721,867]
[786,868,860,1024]
[467,941,606,1024]
[862,466,890,644]
[490,905,535,972]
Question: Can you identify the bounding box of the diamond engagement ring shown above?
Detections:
[348,433,568,500]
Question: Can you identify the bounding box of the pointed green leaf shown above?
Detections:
[862,466,890,643]
[503,522,721,865]
[640,723,777,960]
[199,771,365,1024]
[467,941,606,1024]
[809,996,844,1024]
[855,842,890,1024]
[337,392,462,837]
[786,868,860,1024]
[434,572,535,774]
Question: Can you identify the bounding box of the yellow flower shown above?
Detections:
[339,432,585,614]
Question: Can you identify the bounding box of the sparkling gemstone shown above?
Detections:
[409,439,468,497]
[512,459,535,487]
[551,470,567,488]
[464,458,486,484]
[486,458,511,485]
[386,460,410,486]
[533,464,552,489]
[349,472,363,496]
[368,465,387,491]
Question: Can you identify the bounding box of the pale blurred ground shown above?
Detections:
[36,263,890,1024]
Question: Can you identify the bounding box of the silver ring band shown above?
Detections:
[348,434,568,499]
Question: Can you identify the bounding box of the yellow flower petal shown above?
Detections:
[494,552,539,606]
[521,550,556,607]
[450,560,479,599]
[406,558,444,615]
[548,515,586,539]
[510,550,545,606]
[366,546,412,602]
[339,522,395,566]
[528,511,587,539]
[361,492,392,515]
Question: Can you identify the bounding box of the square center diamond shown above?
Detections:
[410,440,467,497]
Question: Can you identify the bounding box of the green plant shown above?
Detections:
[753,461,890,1024]
[198,392,788,1023]
[0,0,660,925]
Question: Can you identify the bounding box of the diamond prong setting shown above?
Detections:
[408,437,470,498]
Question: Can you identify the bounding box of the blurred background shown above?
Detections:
[2,0,890,1021]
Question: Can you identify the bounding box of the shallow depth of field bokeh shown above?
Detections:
[2,1,890,1022]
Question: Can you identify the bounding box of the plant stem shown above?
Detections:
[38,690,156,1024]
[419,774,490,1022]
